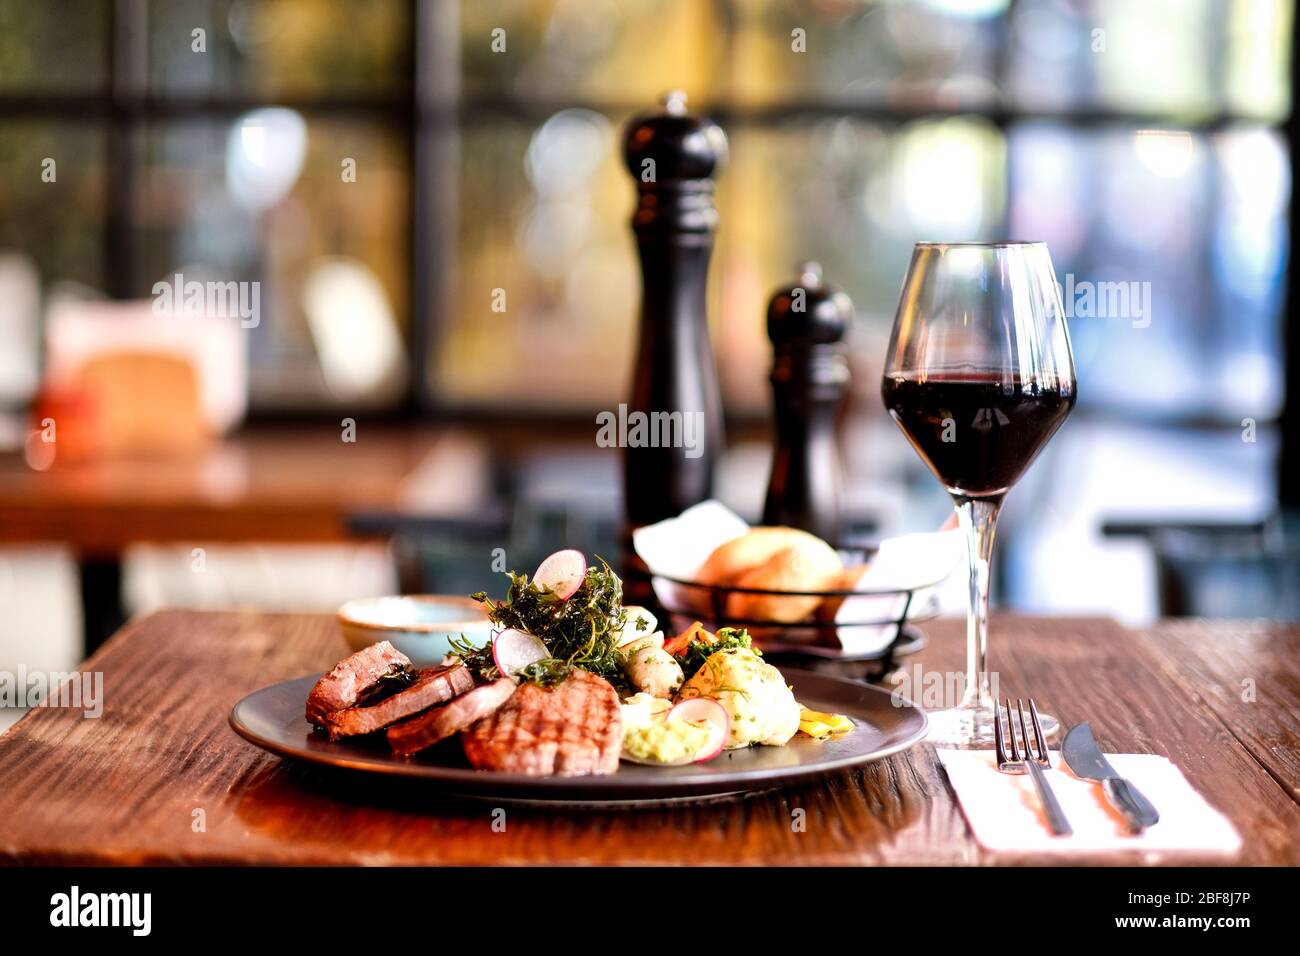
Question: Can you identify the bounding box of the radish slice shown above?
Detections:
[533,549,586,600]
[669,697,730,763]
[492,628,549,679]
[617,605,659,647]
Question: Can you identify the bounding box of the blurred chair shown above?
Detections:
[0,546,82,736]
[352,448,622,600]
[352,444,886,603]
[1103,515,1300,619]
[123,543,398,616]
[381,505,620,603]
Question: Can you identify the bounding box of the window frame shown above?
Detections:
[0,0,1292,504]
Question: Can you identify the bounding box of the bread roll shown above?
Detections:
[727,543,843,623]
[815,563,870,621]
[697,527,843,624]
[698,527,833,586]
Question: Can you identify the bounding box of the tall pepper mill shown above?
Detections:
[620,90,728,608]
[762,261,853,543]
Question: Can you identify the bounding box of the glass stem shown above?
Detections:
[954,495,1003,710]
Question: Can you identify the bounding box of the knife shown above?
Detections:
[1061,722,1160,833]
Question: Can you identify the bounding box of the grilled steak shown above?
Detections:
[387,678,516,757]
[324,663,474,741]
[305,641,412,727]
[461,669,622,776]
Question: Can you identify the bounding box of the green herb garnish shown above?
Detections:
[457,556,630,690]
[448,633,497,679]
[353,663,416,706]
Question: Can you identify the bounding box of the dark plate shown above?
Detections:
[228,670,928,803]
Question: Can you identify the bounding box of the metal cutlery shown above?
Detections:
[994,697,1073,837]
[1061,721,1159,833]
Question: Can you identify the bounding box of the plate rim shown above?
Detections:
[228,668,929,798]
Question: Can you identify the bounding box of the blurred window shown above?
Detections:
[0,0,412,412]
[0,0,1291,424]
[437,0,1292,425]
[0,0,110,94]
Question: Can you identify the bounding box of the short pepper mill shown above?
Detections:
[762,262,853,544]
[619,91,728,609]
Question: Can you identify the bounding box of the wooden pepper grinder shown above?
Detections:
[762,261,853,543]
[620,90,728,606]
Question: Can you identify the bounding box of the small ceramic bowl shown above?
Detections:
[336,595,494,664]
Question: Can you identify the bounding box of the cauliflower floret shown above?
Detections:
[619,633,684,699]
[675,647,799,748]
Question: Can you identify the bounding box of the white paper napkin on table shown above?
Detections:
[937,749,1242,858]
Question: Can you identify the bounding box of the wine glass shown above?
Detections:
[881,242,1076,747]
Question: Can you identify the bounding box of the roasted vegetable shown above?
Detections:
[797,706,854,739]
[677,646,800,748]
[673,625,758,682]
[620,637,684,698]
[663,621,711,658]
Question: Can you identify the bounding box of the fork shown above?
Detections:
[995,697,1073,837]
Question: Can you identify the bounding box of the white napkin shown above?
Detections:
[632,500,962,654]
[631,500,748,582]
[833,529,963,655]
[937,749,1242,858]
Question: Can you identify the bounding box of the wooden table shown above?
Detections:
[0,419,623,553]
[0,610,1295,866]
[0,426,452,553]
[0,422,518,648]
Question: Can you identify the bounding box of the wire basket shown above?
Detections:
[648,544,944,670]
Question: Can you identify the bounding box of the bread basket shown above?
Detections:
[648,542,943,675]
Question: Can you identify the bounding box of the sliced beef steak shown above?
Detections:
[305,641,412,727]
[387,678,517,757]
[323,663,474,741]
[461,669,622,776]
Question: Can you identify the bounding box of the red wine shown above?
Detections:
[881,373,1075,498]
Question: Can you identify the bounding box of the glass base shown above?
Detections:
[925,701,1060,749]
